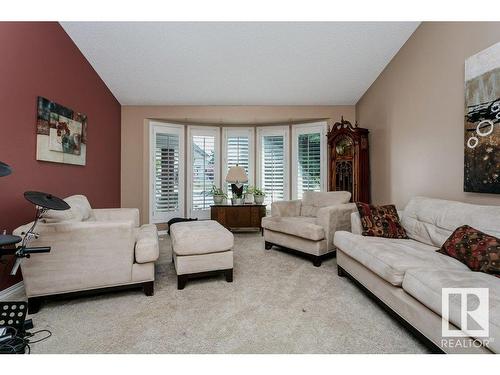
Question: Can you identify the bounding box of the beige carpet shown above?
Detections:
[5,233,428,353]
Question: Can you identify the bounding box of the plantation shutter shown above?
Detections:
[191,135,216,211]
[226,135,250,192]
[261,135,285,205]
[151,123,184,223]
[291,122,326,199]
[296,132,321,198]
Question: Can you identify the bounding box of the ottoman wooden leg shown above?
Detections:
[265,241,273,250]
[225,269,233,283]
[28,297,43,314]
[177,275,188,290]
[337,265,346,277]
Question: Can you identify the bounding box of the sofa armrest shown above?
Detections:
[271,200,302,217]
[351,211,363,235]
[316,203,357,251]
[135,224,159,264]
[93,208,140,227]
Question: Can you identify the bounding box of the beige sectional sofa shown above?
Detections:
[13,195,159,313]
[334,197,499,354]
[262,191,356,266]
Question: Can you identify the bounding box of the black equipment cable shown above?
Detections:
[0,326,52,354]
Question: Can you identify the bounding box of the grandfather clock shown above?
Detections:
[327,117,370,203]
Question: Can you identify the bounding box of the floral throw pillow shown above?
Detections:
[437,225,500,277]
[355,202,408,239]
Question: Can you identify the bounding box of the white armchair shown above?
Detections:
[261,191,356,266]
[13,195,159,313]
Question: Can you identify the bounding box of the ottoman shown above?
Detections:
[170,220,234,289]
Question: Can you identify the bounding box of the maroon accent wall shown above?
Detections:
[0,22,121,290]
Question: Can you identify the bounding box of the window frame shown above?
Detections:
[222,127,255,194]
[149,121,185,224]
[256,125,290,204]
[186,125,221,219]
[291,121,328,199]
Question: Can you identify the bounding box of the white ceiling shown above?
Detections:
[61,22,419,106]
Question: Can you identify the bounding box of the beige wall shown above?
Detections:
[121,106,355,224]
[356,22,500,209]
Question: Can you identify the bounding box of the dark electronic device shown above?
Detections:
[0,164,67,353]
[0,161,12,177]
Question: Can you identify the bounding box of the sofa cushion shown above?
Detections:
[262,216,324,241]
[334,231,470,286]
[135,224,159,264]
[402,269,500,353]
[170,220,233,256]
[300,191,351,217]
[356,202,408,239]
[437,225,500,276]
[401,197,500,247]
[41,195,93,223]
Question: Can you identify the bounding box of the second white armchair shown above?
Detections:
[261,191,356,266]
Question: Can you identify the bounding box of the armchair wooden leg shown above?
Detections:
[265,241,273,250]
[177,275,187,290]
[28,297,43,314]
[225,269,233,283]
[143,281,154,296]
[312,257,322,267]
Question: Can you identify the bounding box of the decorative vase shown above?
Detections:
[213,195,224,204]
[244,193,254,204]
[231,197,243,205]
[254,195,265,204]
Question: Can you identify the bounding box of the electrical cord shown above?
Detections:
[0,326,52,354]
[26,329,52,344]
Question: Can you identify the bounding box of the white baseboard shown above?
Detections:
[0,281,25,300]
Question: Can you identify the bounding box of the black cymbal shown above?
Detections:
[24,191,70,211]
[0,161,12,177]
[0,234,22,247]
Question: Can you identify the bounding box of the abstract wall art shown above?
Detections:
[464,42,500,194]
[36,96,87,166]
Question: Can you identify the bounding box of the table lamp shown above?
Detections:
[225,165,248,204]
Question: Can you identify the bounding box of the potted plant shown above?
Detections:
[244,185,255,204]
[253,187,266,204]
[210,185,227,205]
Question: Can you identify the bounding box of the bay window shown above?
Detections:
[256,126,290,206]
[149,122,184,223]
[222,127,254,194]
[187,126,220,219]
[291,122,327,199]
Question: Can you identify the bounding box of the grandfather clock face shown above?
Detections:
[335,135,353,157]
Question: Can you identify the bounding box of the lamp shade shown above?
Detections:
[0,161,12,177]
[225,165,248,183]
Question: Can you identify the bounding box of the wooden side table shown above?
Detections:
[210,204,266,233]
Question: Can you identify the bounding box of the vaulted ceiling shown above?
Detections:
[61,22,419,106]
